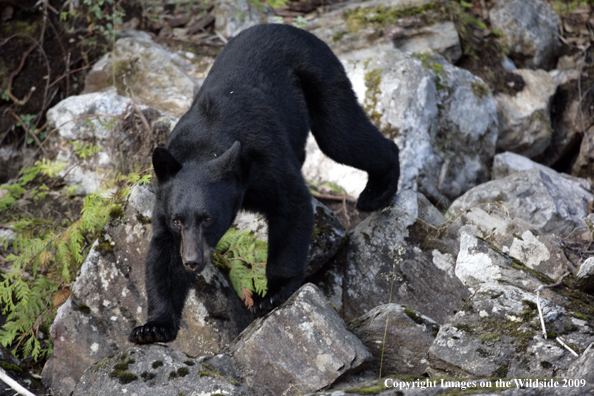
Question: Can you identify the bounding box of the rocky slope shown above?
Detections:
[2,0,594,395]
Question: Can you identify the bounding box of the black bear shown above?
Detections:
[129,24,400,344]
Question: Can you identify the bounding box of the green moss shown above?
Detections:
[521,300,537,322]
[364,68,383,126]
[177,367,189,377]
[332,31,348,42]
[404,306,424,325]
[152,360,164,369]
[346,384,385,394]
[478,317,536,353]
[140,371,156,381]
[108,205,124,221]
[0,362,23,374]
[453,323,474,333]
[570,312,590,321]
[471,81,491,99]
[344,2,443,33]
[113,362,129,371]
[109,370,138,384]
[119,352,128,360]
[169,370,179,380]
[492,364,508,378]
[412,53,448,91]
[136,214,151,224]
[198,362,239,386]
[184,360,195,366]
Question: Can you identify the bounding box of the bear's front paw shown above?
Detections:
[250,294,279,317]
[128,322,178,344]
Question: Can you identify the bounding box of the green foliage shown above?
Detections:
[552,0,589,15]
[0,164,152,361]
[15,114,46,146]
[72,141,104,160]
[214,229,267,307]
[79,0,125,42]
[0,159,67,212]
[1,90,9,102]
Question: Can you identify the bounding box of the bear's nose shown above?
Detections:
[183,257,205,273]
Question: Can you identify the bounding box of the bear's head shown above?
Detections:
[152,141,244,273]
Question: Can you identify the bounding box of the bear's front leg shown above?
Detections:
[250,189,313,316]
[129,224,193,344]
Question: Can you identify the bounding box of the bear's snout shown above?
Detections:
[180,230,206,273]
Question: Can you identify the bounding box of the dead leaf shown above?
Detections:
[241,288,254,309]
[52,289,71,309]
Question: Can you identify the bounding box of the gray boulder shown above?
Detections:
[428,280,594,378]
[46,91,176,196]
[450,168,594,237]
[566,343,594,385]
[490,0,562,70]
[575,257,594,293]
[72,345,251,396]
[212,0,271,38]
[316,190,469,324]
[449,206,571,282]
[494,69,557,159]
[225,283,372,396]
[83,31,202,117]
[42,185,253,396]
[308,0,461,62]
[348,304,438,376]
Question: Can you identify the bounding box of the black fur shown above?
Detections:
[129,24,400,344]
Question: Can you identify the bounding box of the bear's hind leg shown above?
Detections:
[304,72,400,212]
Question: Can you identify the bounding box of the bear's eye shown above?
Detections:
[173,219,181,227]
[204,217,212,223]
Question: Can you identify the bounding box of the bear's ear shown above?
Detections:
[153,147,182,182]
[212,141,241,181]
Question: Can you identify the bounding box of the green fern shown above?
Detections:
[0,165,152,360]
[72,141,104,160]
[214,229,268,307]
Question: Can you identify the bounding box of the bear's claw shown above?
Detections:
[129,322,178,344]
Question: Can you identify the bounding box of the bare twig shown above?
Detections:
[556,337,580,357]
[535,288,547,339]
[122,74,151,134]
[0,367,36,396]
[312,193,356,204]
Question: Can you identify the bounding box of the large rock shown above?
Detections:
[316,190,469,323]
[45,91,175,195]
[304,49,498,206]
[72,345,251,396]
[225,283,372,396]
[42,185,253,396]
[428,281,594,378]
[450,207,570,282]
[308,0,461,63]
[566,343,594,385]
[490,0,562,70]
[212,0,271,38]
[575,257,594,293]
[450,168,594,237]
[348,304,438,376]
[494,69,557,160]
[83,31,202,117]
